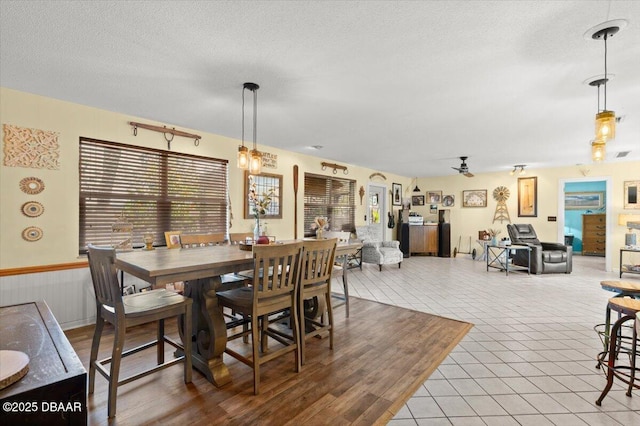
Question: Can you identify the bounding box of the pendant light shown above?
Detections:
[588,22,624,142]
[591,139,606,162]
[412,178,421,192]
[238,82,261,173]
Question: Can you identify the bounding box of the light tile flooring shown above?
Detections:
[337,253,639,425]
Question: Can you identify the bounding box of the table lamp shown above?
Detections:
[618,214,640,246]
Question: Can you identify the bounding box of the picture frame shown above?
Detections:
[442,194,455,207]
[565,191,605,210]
[518,176,537,217]
[411,195,425,206]
[427,191,442,204]
[462,189,487,207]
[244,171,283,219]
[392,183,402,206]
[164,231,182,249]
[429,204,437,214]
[624,180,640,209]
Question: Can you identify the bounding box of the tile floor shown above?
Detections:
[337,252,639,425]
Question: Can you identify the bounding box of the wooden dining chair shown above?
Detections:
[229,232,254,244]
[298,238,337,365]
[87,244,193,419]
[216,241,304,394]
[180,233,227,248]
[262,239,337,364]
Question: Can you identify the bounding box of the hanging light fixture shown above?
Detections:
[412,178,421,192]
[586,21,626,144]
[238,82,261,174]
[591,139,606,162]
[509,165,526,176]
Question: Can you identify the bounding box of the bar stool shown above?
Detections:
[595,297,640,405]
[596,281,640,354]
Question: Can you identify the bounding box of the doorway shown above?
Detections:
[368,183,387,241]
[557,176,612,271]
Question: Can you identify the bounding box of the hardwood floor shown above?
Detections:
[65,297,471,425]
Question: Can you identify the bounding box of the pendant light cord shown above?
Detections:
[253,89,258,151]
[241,87,246,147]
[603,33,608,110]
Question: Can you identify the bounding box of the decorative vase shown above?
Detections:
[316,229,324,239]
[254,217,261,242]
[491,237,497,246]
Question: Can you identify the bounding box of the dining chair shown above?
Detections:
[262,238,337,364]
[216,241,304,394]
[298,238,337,365]
[229,232,254,244]
[322,231,352,317]
[180,232,227,248]
[87,244,193,419]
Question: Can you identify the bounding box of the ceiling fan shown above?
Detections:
[452,156,474,177]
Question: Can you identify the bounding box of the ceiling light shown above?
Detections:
[413,178,421,192]
[239,82,262,174]
[587,21,625,145]
[591,139,606,162]
[510,165,526,176]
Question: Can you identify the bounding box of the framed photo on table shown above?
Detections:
[392,183,402,206]
[164,231,182,249]
[518,176,537,217]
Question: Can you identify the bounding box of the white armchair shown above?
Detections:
[355,225,403,271]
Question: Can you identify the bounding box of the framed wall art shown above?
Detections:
[624,180,640,209]
[565,192,604,210]
[392,183,402,206]
[429,204,437,214]
[518,176,537,217]
[244,171,283,219]
[412,195,425,206]
[442,194,455,207]
[427,191,442,204]
[462,190,487,207]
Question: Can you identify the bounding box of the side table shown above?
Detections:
[619,247,640,278]
[486,244,531,276]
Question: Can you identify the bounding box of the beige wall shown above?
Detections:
[1,87,638,271]
[0,87,409,269]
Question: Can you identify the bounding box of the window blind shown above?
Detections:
[303,173,355,237]
[79,138,228,253]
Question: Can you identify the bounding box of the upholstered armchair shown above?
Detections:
[355,225,403,271]
[506,224,572,274]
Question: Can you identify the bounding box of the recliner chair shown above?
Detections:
[506,224,572,274]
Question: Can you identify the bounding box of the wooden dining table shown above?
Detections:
[115,239,362,387]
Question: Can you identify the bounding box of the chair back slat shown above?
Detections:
[229,232,253,244]
[252,242,303,300]
[301,238,337,287]
[87,244,124,313]
[180,233,227,248]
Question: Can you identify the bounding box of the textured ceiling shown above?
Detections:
[1,1,639,178]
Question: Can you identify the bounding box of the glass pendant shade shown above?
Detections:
[249,149,262,174]
[595,110,616,141]
[237,146,249,169]
[591,139,606,162]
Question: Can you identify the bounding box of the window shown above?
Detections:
[79,138,228,253]
[243,171,282,219]
[303,173,355,237]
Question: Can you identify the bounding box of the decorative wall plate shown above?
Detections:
[442,195,455,207]
[22,226,43,242]
[21,201,44,218]
[19,177,45,195]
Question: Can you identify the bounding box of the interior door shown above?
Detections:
[368,184,386,240]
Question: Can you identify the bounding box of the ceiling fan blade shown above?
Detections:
[452,167,462,172]
[464,172,474,178]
